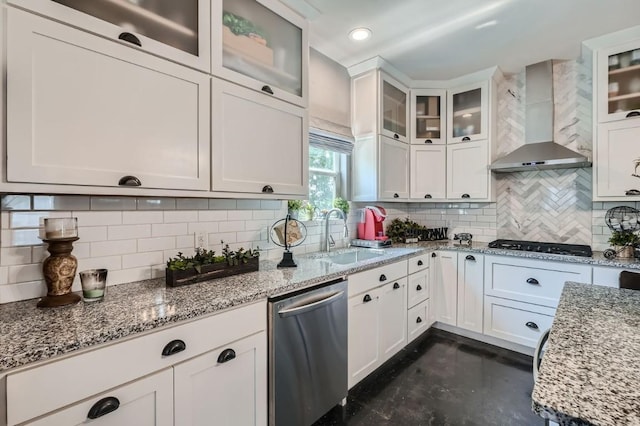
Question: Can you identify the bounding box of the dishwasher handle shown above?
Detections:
[278,290,344,318]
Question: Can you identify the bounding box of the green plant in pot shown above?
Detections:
[302,201,315,221]
[608,230,639,258]
[287,200,303,219]
[333,197,350,216]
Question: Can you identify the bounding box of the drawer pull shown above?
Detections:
[526,278,539,285]
[379,274,387,282]
[431,252,437,258]
[118,32,141,47]
[88,397,120,419]
[465,255,475,261]
[462,136,471,141]
[394,133,399,139]
[363,294,372,303]
[161,339,186,357]
[525,321,539,330]
[416,284,423,291]
[424,194,432,199]
[417,260,424,266]
[262,185,274,193]
[393,282,400,290]
[261,85,274,95]
[217,348,236,364]
[425,139,433,144]
[461,193,471,199]
[625,189,640,196]
[626,111,640,118]
[118,175,141,186]
[393,193,400,198]
[416,317,423,324]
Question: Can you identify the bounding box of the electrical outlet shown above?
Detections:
[195,231,207,249]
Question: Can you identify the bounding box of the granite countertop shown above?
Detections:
[532,282,640,426]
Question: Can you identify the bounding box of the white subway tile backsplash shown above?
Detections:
[9,211,67,229]
[152,223,188,237]
[0,267,9,285]
[151,264,165,279]
[198,210,228,222]
[1,247,32,266]
[176,235,195,249]
[245,220,271,231]
[8,264,43,283]
[176,198,209,210]
[123,211,164,225]
[209,199,237,210]
[72,242,92,259]
[213,232,237,244]
[108,224,151,240]
[77,256,123,273]
[91,240,137,257]
[253,210,275,220]
[232,210,253,220]
[90,197,137,211]
[122,251,163,269]
[261,200,284,210]
[78,226,108,242]
[218,221,245,232]
[75,211,122,227]
[138,236,176,252]
[33,195,90,211]
[2,229,41,247]
[0,281,45,304]
[188,222,219,235]
[1,213,8,229]
[236,230,261,243]
[108,267,152,286]
[137,198,176,210]
[1,195,31,211]
[164,210,198,223]
[237,200,261,210]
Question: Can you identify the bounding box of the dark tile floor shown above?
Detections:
[314,329,543,426]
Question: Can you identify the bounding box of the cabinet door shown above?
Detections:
[447,139,490,200]
[433,251,458,326]
[597,40,640,122]
[7,8,210,191]
[457,253,484,333]
[595,117,640,199]
[27,369,173,426]
[411,89,446,144]
[447,81,488,143]
[174,331,267,426]
[410,145,446,200]
[379,73,409,143]
[407,300,430,343]
[379,135,409,200]
[379,278,407,362]
[211,77,308,196]
[212,0,307,107]
[408,270,429,308]
[348,289,380,389]
[9,0,211,72]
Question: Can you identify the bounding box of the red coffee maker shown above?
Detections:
[357,206,389,241]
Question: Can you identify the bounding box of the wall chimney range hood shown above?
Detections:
[490,61,591,173]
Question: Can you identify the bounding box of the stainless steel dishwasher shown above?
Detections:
[268,278,348,426]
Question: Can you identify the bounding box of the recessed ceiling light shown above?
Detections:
[349,28,372,41]
[475,20,498,30]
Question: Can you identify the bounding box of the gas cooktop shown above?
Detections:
[487,239,593,257]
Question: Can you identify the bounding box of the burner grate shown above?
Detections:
[487,239,593,257]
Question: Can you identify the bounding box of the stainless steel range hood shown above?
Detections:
[490,61,591,173]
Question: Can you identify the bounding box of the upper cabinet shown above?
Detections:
[447,81,489,143]
[597,40,640,122]
[8,0,212,72]
[352,70,410,143]
[212,0,308,108]
[410,89,446,144]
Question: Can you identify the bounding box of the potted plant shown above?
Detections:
[608,230,639,258]
[165,242,260,287]
[333,197,350,216]
[287,200,303,219]
[301,201,315,221]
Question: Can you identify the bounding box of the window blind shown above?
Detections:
[309,127,354,155]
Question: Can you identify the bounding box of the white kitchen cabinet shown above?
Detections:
[6,8,210,192]
[447,139,491,201]
[484,296,556,348]
[596,39,640,123]
[457,253,484,333]
[592,266,624,288]
[432,250,458,326]
[348,288,381,388]
[379,278,408,361]
[407,253,432,343]
[407,266,429,309]
[212,0,308,107]
[211,77,308,196]
[447,81,489,143]
[594,117,640,199]
[26,369,174,426]
[410,144,446,200]
[351,134,409,201]
[407,300,430,343]
[9,0,211,72]
[411,89,446,144]
[174,331,267,426]
[352,70,409,143]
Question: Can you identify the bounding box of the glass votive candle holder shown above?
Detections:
[43,217,78,240]
[79,269,108,302]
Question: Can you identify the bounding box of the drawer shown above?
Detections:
[407,270,429,307]
[483,296,555,348]
[484,255,591,307]
[408,253,430,275]
[349,260,408,297]
[6,301,266,425]
[407,300,430,343]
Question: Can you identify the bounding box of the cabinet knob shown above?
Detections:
[425,139,433,144]
[394,133,399,139]
[88,397,120,419]
[461,193,471,199]
[217,348,237,364]
[416,284,422,291]
[465,255,475,261]
[118,175,141,187]
[625,189,640,196]
[416,317,423,323]
[363,294,372,303]
[431,252,436,258]
[626,111,640,118]
[379,274,387,282]
[162,339,186,357]
[424,194,432,199]
[118,32,141,47]
[462,136,471,141]
[393,282,400,290]
[526,278,539,285]
[393,193,400,198]
[525,321,539,330]
[261,85,274,95]
[262,185,274,193]
[417,260,424,266]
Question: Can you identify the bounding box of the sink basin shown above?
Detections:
[324,249,386,265]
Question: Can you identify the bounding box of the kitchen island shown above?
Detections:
[532,282,640,425]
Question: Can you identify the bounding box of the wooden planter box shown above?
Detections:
[166,257,259,287]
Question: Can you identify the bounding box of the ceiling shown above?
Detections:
[282,0,640,80]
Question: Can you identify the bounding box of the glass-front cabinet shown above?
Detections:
[8,0,211,71]
[447,81,488,143]
[212,0,307,107]
[380,73,409,143]
[411,89,446,144]
[598,40,640,122]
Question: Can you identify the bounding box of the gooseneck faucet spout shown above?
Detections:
[324,208,348,252]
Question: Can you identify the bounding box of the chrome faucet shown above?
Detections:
[324,208,349,252]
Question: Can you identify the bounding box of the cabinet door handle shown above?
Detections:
[424,194,432,199]
[393,193,400,198]
[262,185,274,193]
[526,278,539,285]
[88,397,120,419]
[416,284,422,291]
[416,316,423,323]
[394,133,399,139]
[379,274,387,282]
[525,321,539,330]
[217,348,236,363]
[363,294,372,303]
[393,282,400,290]
[425,139,433,144]
[417,260,424,266]
[161,339,186,357]
[431,252,437,258]
[465,255,475,261]
[118,32,142,47]
[626,111,640,118]
[462,136,471,141]
[461,193,470,199]
[625,189,640,196]
[118,175,141,186]
[261,85,274,95]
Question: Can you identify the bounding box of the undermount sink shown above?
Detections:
[323,249,386,265]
